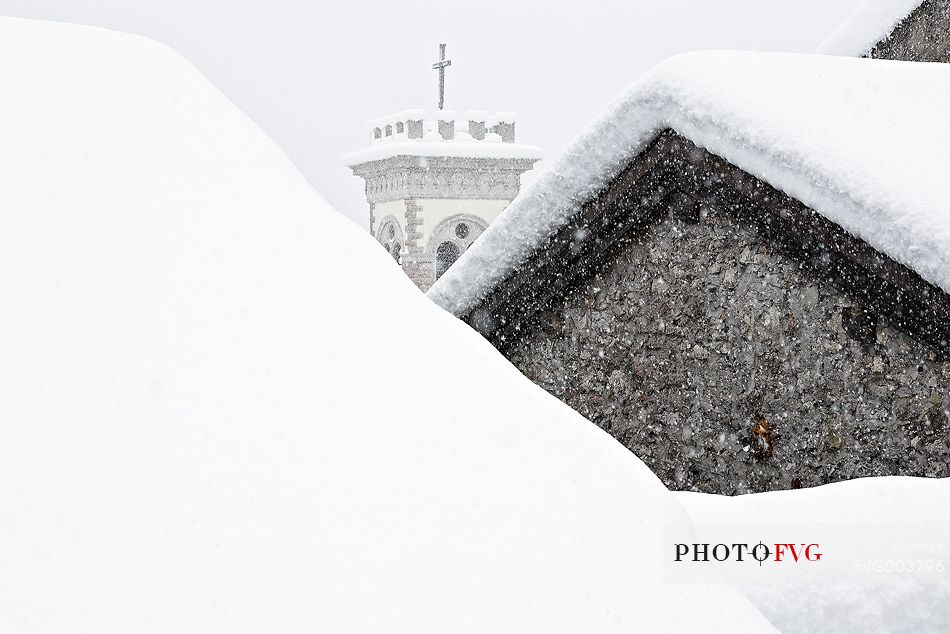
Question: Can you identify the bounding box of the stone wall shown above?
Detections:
[402,253,435,292]
[401,198,432,291]
[869,0,950,62]
[505,206,950,495]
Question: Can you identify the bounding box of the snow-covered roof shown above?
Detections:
[818,0,925,57]
[0,17,773,633]
[344,107,541,166]
[428,51,950,317]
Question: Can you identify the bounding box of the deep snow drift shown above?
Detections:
[428,51,950,317]
[0,17,772,633]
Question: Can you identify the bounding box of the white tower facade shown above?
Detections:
[346,45,541,290]
[345,109,541,291]
[346,46,540,290]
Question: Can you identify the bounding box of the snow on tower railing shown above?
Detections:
[346,109,540,167]
[368,109,520,145]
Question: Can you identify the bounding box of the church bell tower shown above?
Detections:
[344,44,541,291]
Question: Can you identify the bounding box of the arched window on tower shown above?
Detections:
[435,241,460,279]
[376,217,405,265]
[427,216,488,282]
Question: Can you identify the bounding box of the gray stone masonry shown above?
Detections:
[402,254,436,292]
[505,207,950,495]
[869,0,950,62]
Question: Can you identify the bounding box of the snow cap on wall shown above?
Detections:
[818,0,925,56]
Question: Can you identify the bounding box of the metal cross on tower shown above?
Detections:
[431,43,452,110]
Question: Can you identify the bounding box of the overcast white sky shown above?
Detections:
[0,0,863,227]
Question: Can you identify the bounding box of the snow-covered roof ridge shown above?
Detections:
[427,51,950,317]
[818,0,925,57]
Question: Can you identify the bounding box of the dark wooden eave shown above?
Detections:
[462,130,950,360]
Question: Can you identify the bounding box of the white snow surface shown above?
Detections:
[818,0,924,57]
[0,18,774,633]
[676,477,950,633]
[427,51,950,317]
